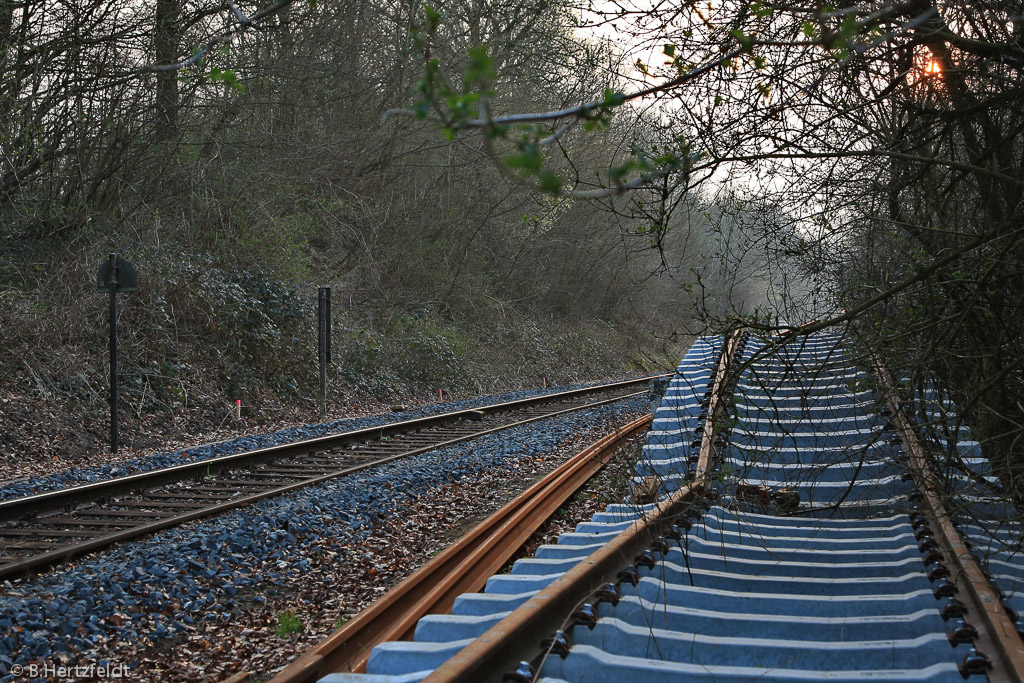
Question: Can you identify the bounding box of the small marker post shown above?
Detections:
[108,254,118,453]
[543,376,547,388]
[317,286,331,422]
[235,399,241,420]
[96,253,137,454]
[439,388,443,401]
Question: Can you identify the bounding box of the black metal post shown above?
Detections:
[318,286,330,421]
[108,252,119,454]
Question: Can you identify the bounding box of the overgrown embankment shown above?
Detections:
[0,0,707,464]
[0,242,683,465]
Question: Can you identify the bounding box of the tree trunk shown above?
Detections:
[154,0,181,139]
[0,0,13,68]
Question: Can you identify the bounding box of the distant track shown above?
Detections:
[0,376,662,580]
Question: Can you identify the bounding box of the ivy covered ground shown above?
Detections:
[2,257,682,482]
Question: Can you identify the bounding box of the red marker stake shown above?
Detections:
[235,399,241,420]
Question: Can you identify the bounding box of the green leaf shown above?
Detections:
[209,66,245,92]
[423,5,442,32]
[425,57,440,80]
[840,13,860,38]
[663,44,676,57]
[464,45,496,87]
[488,123,510,138]
[602,89,626,107]
[442,127,456,141]
[445,92,480,117]
[412,100,431,120]
[802,21,816,37]
[608,161,634,183]
[731,29,754,52]
[506,144,543,173]
[538,170,563,193]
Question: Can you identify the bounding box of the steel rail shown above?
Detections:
[263,413,652,683]
[0,375,667,523]
[421,331,743,683]
[0,386,654,580]
[874,359,1024,681]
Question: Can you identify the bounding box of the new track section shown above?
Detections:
[294,332,1022,682]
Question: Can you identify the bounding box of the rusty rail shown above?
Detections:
[266,413,653,683]
[1,375,667,522]
[421,330,744,683]
[874,359,1024,681]
[1,379,659,581]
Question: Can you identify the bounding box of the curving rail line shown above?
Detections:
[0,377,661,580]
[876,360,1024,680]
[298,331,1024,683]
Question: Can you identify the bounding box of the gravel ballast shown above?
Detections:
[0,396,647,681]
[0,379,647,503]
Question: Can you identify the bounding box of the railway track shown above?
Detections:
[264,414,652,683]
[289,331,1024,682]
[0,377,660,580]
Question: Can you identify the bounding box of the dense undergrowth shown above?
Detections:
[0,0,723,461]
[0,235,682,461]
